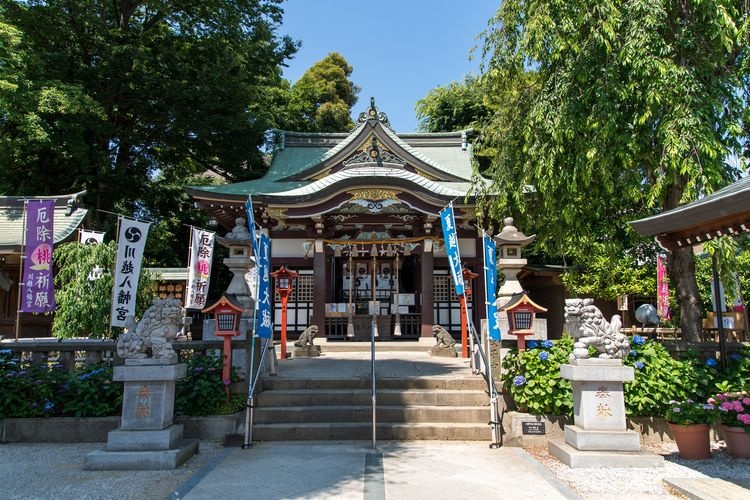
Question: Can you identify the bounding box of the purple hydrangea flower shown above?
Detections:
[513,375,526,387]
[194,367,205,373]
[634,361,645,370]
[538,351,549,361]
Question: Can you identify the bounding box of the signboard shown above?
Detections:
[522,421,546,435]
[111,217,150,327]
[256,233,272,339]
[439,204,464,296]
[20,199,56,313]
[186,227,215,309]
[483,233,501,341]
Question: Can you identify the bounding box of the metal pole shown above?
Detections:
[393,251,401,336]
[712,254,728,371]
[371,314,376,450]
[482,232,501,447]
[243,236,262,450]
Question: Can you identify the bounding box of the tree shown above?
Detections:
[478,0,748,341]
[0,0,297,223]
[415,74,492,132]
[52,241,153,339]
[278,52,360,132]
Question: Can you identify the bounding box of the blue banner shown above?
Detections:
[484,233,502,341]
[256,233,272,339]
[245,196,259,258]
[439,204,464,296]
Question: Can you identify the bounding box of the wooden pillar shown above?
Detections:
[313,239,326,335]
[420,242,434,337]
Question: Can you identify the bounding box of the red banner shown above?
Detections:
[657,255,670,320]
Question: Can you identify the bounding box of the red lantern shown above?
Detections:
[202,295,243,398]
[270,265,299,360]
[501,292,547,351]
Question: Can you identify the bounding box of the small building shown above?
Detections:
[0,192,88,338]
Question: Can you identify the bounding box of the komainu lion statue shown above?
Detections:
[116,298,184,362]
[432,325,456,349]
[564,298,630,360]
[294,325,318,348]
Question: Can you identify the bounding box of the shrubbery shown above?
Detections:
[0,348,243,418]
[502,336,750,417]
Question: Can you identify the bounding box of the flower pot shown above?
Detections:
[721,425,750,458]
[669,423,711,460]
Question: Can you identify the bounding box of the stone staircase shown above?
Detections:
[252,374,491,441]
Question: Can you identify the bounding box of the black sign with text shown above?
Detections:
[522,422,546,435]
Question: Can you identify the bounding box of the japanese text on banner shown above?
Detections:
[439,204,464,296]
[20,200,56,313]
[256,233,272,339]
[484,233,502,341]
[186,227,215,309]
[111,217,150,328]
[657,255,670,320]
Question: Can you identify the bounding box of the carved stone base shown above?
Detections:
[428,347,457,357]
[293,345,321,357]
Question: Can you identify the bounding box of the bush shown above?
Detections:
[175,353,243,416]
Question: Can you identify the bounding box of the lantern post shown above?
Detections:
[459,266,479,358]
[501,292,547,351]
[202,295,243,399]
[270,265,299,360]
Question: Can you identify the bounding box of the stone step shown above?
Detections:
[253,405,489,424]
[256,389,489,407]
[260,377,486,391]
[251,422,490,441]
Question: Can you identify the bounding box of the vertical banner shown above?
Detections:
[657,255,670,320]
[186,227,215,309]
[111,217,150,327]
[20,199,56,313]
[439,203,465,296]
[483,233,502,341]
[256,233,272,339]
[79,229,105,245]
[245,195,259,258]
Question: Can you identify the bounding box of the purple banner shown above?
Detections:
[21,200,56,313]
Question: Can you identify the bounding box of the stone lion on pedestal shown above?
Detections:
[294,325,318,348]
[116,298,184,362]
[432,325,456,348]
[564,298,630,360]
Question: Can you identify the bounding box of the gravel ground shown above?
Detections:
[528,440,750,499]
[0,441,222,500]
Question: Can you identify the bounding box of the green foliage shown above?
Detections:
[501,336,574,415]
[52,241,153,339]
[415,74,492,132]
[695,237,750,308]
[278,52,360,132]
[477,0,748,336]
[665,399,716,425]
[0,350,121,418]
[175,353,243,416]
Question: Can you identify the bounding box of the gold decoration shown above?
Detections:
[265,207,287,219]
[310,169,331,181]
[414,168,438,181]
[348,189,401,201]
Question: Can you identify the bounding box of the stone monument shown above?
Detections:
[547,299,663,468]
[293,325,321,357]
[85,299,198,470]
[429,324,458,358]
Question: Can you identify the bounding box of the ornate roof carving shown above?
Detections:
[357,97,394,131]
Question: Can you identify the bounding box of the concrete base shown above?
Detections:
[106,424,184,451]
[428,347,458,358]
[564,425,641,451]
[548,440,664,468]
[84,439,198,470]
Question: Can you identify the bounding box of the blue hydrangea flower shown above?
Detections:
[43,401,54,412]
[631,335,646,345]
[513,375,526,387]
[194,367,205,373]
[706,358,718,368]
[0,348,11,355]
[634,361,645,370]
[629,349,637,357]
[541,340,554,349]
[526,340,538,349]
[538,351,549,361]
[729,353,743,361]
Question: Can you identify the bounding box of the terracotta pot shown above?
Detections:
[721,425,750,458]
[669,423,711,460]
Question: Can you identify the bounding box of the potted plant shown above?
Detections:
[712,392,750,458]
[665,399,715,459]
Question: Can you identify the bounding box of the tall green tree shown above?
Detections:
[278,52,360,132]
[0,0,296,224]
[415,74,491,133]
[478,1,748,341]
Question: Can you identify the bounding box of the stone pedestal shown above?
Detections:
[428,346,458,358]
[293,345,321,357]
[84,360,198,470]
[548,359,663,468]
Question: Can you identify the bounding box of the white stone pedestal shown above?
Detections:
[84,360,198,470]
[548,359,663,468]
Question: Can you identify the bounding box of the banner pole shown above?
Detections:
[243,232,262,449]
[14,200,27,339]
[482,231,501,448]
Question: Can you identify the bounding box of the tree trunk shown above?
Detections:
[668,246,702,342]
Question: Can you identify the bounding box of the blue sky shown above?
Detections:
[279,1,499,133]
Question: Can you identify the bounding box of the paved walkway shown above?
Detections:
[175,441,579,500]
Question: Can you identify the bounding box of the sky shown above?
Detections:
[279,0,499,133]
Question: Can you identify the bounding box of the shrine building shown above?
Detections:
[187,100,490,341]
